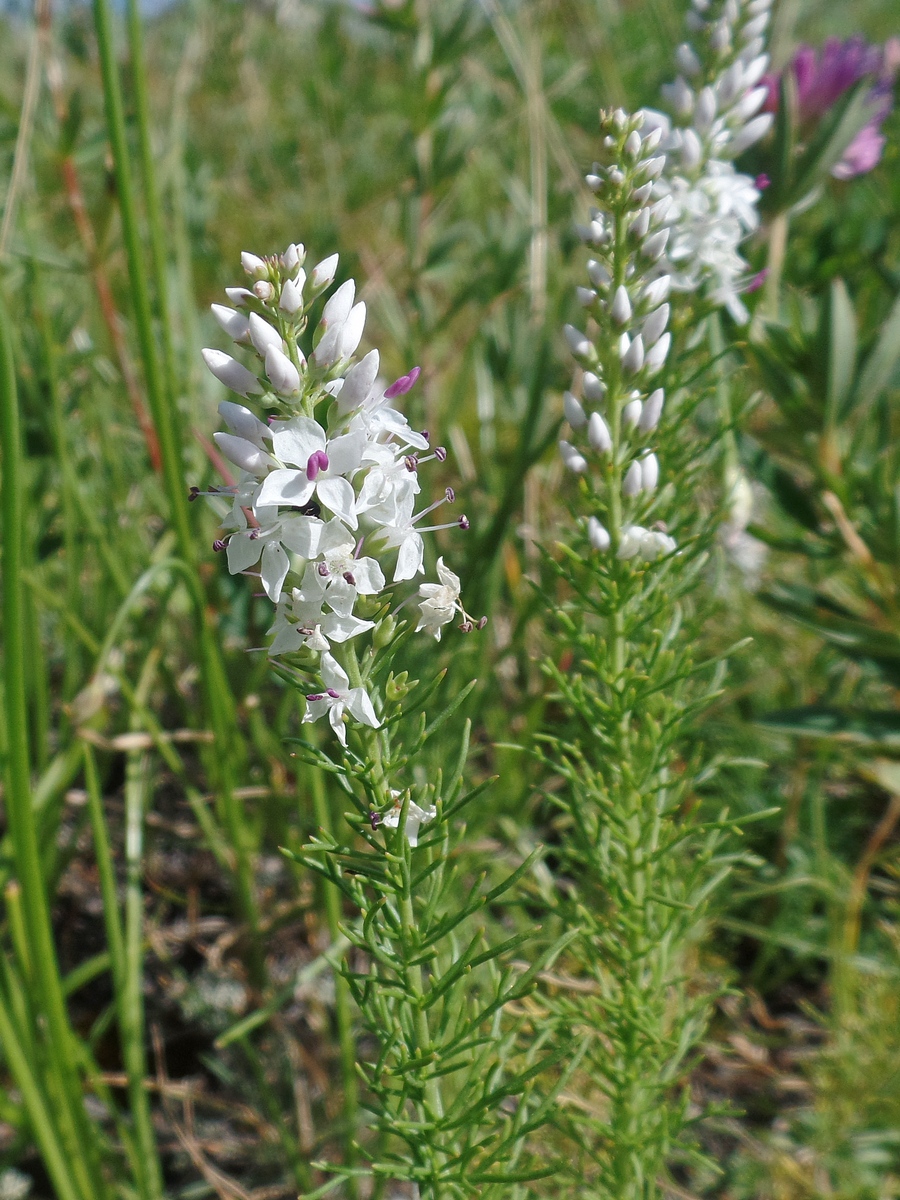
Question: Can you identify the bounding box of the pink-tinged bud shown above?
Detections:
[384,365,422,399]
[639,388,664,432]
[588,412,612,453]
[564,391,587,430]
[311,253,339,289]
[211,303,251,342]
[623,461,643,497]
[202,349,263,397]
[587,516,611,551]
[253,281,274,302]
[265,345,301,395]
[241,251,267,277]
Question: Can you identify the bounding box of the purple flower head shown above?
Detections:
[384,366,422,399]
[762,37,897,179]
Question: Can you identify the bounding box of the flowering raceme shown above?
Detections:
[641,0,775,321]
[195,244,475,746]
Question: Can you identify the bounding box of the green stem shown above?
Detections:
[310,761,360,1199]
[0,298,110,1200]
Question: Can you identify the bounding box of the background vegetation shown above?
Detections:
[0,0,898,1196]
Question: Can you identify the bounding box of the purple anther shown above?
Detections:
[405,455,419,472]
[326,688,341,699]
[306,453,320,481]
[317,562,330,577]
[477,616,488,630]
[384,365,422,399]
[445,487,455,502]
[316,450,329,472]
[435,446,447,462]
[188,486,200,502]
[306,693,324,702]
[343,571,357,586]
[459,620,474,633]
[421,430,430,442]
[212,539,227,552]
[368,810,381,830]
[249,528,261,540]
[458,515,470,531]
[755,173,771,190]
[746,268,770,294]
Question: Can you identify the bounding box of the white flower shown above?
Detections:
[617,524,676,561]
[225,507,322,600]
[382,795,437,847]
[303,653,380,746]
[267,586,373,657]
[416,558,461,640]
[255,417,365,528]
[301,517,385,615]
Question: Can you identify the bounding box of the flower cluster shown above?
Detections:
[644,0,775,321]
[196,244,476,745]
[566,109,677,561]
[762,36,899,179]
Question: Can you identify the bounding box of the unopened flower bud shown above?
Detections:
[642,229,670,261]
[640,452,659,491]
[587,260,611,288]
[577,287,598,307]
[643,304,670,347]
[675,42,701,74]
[253,281,275,302]
[610,285,632,325]
[642,275,672,306]
[265,344,301,395]
[644,332,671,376]
[681,128,703,171]
[211,303,251,343]
[587,516,611,551]
[624,130,642,160]
[630,209,651,239]
[280,242,305,272]
[279,275,305,314]
[559,440,589,474]
[588,411,612,453]
[623,460,643,497]
[241,251,267,277]
[639,388,664,432]
[564,324,593,360]
[622,333,645,374]
[583,372,606,403]
[311,253,339,289]
[623,398,642,428]
[564,391,588,430]
[202,348,263,397]
[249,313,283,357]
[695,86,717,132]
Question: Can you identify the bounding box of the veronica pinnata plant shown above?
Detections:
[196,245,565,1196]
[547,110,745,1198]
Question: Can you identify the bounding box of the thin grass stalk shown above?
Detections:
[90,0,263,983]
[0,298,110,1200]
